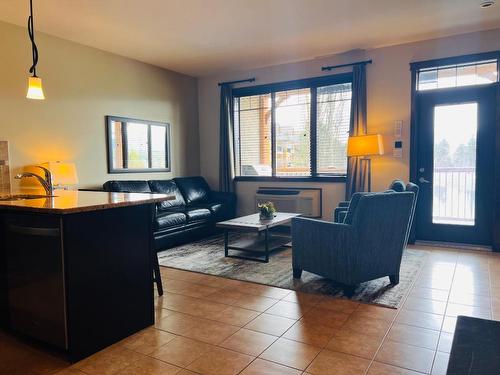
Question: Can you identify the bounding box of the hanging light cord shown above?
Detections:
[27,0,38,77]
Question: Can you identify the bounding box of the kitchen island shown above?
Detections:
[0,190,172,361]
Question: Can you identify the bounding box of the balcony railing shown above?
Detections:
[432,166,475,225]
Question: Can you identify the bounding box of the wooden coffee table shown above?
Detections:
[216,212,301,263]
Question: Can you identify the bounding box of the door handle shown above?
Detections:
[418,177,430,184]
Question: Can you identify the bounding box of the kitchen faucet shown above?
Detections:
[15,165,54,195]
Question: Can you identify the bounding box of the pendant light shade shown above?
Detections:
[26,0,44,100]
[26,76,45,100]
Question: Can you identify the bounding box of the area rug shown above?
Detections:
[158,234,428,308]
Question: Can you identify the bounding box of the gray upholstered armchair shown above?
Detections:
[333,179,419,244]
[292,191,415,294]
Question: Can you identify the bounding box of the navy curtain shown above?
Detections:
[345,64,368,200]
[219,84,235,193]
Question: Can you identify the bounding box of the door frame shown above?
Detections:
[409,51,500,250]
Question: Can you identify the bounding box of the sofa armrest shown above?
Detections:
[210,191,237,205]
[292,217,355,284]
[338,201,350,208]
[210,191,237,218]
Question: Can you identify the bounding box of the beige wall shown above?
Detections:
[198,28,500,219]
[0,21,199,189]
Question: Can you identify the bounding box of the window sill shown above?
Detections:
[234,175,346,183]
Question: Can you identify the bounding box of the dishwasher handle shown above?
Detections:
[7,224,60,237]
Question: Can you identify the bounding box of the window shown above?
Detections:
[233,75,352,179]
[275,88,311,176]
[316,84,352,174]
[235,94,272,176]
[417,59,498,91]
[106,116,171,173]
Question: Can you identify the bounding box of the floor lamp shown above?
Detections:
[347,134,384,192]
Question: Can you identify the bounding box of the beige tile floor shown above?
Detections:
[2,245,500,375]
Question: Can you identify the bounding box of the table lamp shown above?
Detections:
[347,134,384,192]
[42,161,79,189]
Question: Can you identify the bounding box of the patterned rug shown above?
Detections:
[158,234,428,308]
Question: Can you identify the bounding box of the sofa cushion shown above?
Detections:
[174,176,211,205]
[156,211,187,230]
[103,180,151,193]
[197,202,225,220]
[185,208,212,223]
[148,180,186,210]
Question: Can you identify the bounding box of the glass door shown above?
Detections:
[416,86,495,245]
[432,103,477,226]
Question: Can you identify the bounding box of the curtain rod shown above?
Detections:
[321,59,372,71]
[218,78,256,86]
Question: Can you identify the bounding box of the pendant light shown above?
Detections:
[26,0,45,100]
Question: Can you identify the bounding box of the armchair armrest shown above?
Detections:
[292,217,355,284]
[333,207,348,223]
[338,201,350,208]
[333,201,350,222]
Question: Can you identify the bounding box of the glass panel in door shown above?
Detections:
[432,103,477,225]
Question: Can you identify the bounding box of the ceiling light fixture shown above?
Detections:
[26,0,45,100]
[480,0,495,8]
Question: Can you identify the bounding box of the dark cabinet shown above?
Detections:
[0,204,155,361]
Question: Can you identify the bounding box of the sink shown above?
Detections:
[0,194,57,201]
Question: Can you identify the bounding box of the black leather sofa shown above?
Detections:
[103,177,236,251]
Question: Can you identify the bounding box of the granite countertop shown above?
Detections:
[0,189,174,214]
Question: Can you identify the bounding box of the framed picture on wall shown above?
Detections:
[106,115,171,173]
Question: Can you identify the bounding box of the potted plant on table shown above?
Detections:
[258,201,276,220]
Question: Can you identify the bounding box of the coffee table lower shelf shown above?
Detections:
[224,230,290,263]
[217,212,301,263]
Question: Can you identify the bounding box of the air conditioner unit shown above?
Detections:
[255,187,321,218]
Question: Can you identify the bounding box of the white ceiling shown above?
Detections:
[1,0,499,77]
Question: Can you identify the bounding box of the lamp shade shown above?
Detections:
[26,76,45,100]
[42,161,78,186]
[347,134,384,157]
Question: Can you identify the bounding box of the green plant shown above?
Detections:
[258,201,276,218]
